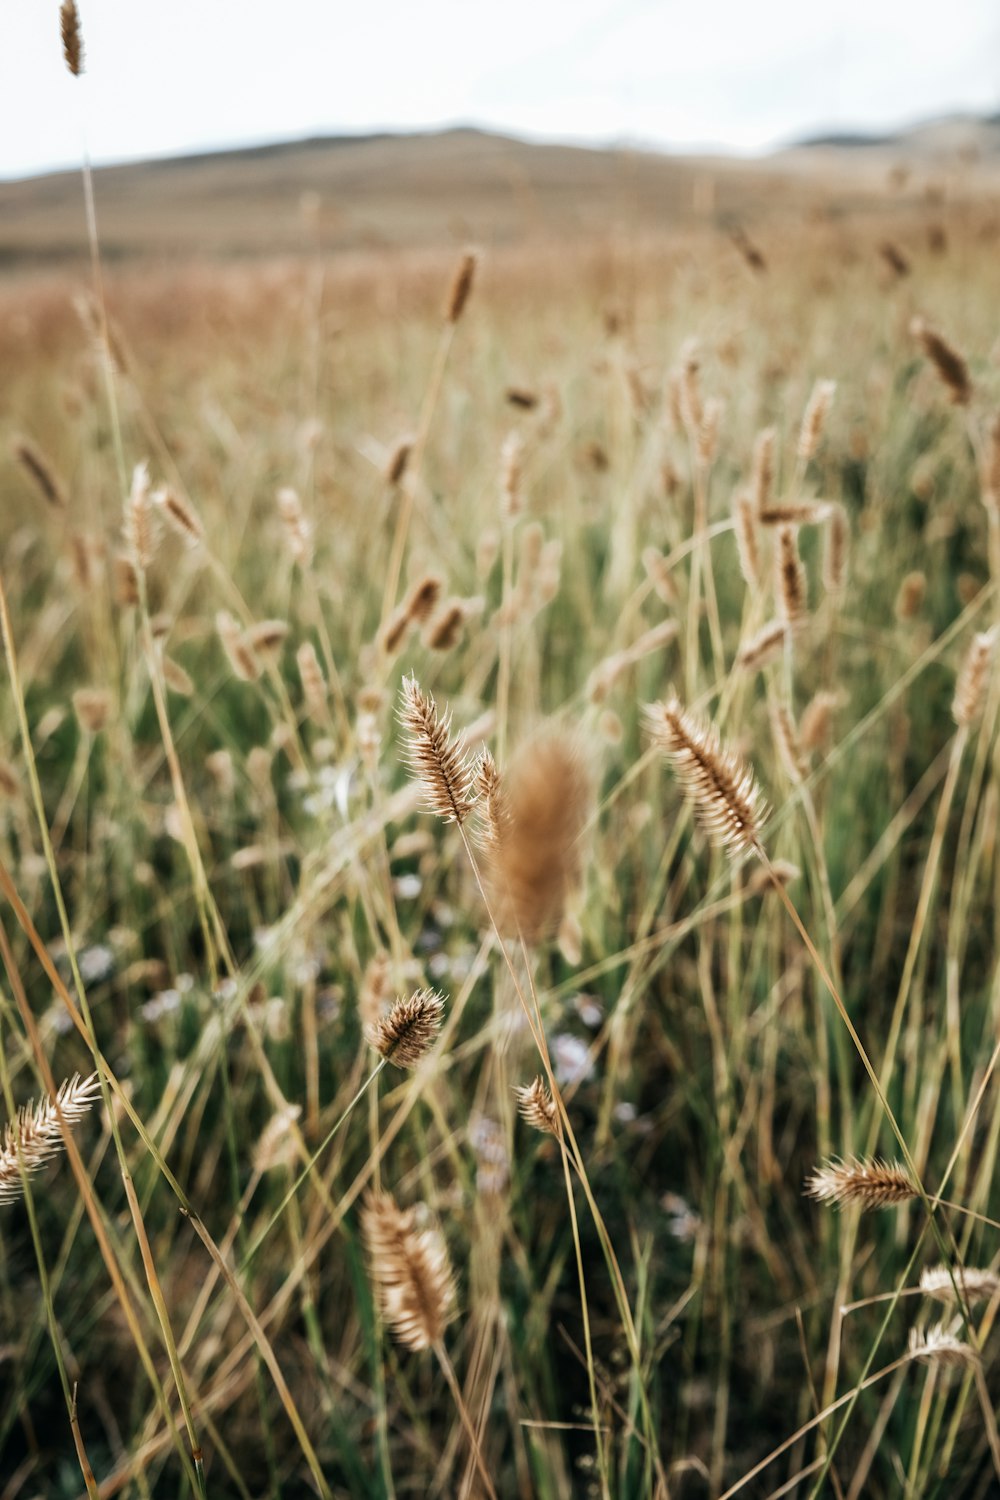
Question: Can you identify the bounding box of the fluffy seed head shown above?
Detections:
[919,1265,1000,1304]
[737,619,786,672]
[154,487,202,545]
[823,503,849,595]
[952,628,996,728]
[296,642,327,719]
[805,1156,917,1210]
[276,487,314,567]
[385,437,413,486]
[404,575,444,625]
[908,1321,979,1370]
[365,989,445,1068]
[0,1074,101,1204]
[514,1077,561,1137]
[217,611,260,682]
[126,462,156,569]
[646,698,766,859]
[734,491,761,590]
[751,427,776,515]
[362,1191,456,1351]
[398,675,474,825]
[798,379,836,463]
[423,601,466,653]
[775,526,808,628]
[470,748,507,852]
[72,688,111,735]
[483,727,591,941]
[911,316,972,406]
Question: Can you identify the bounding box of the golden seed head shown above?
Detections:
[514,1077,561,1137]
[365,988,445,1068]
[919,1265,1000,1304]
[907,1321,979,1370]
[0,1073,101,1204]
[646,697,766,860]
[952,627,996,728]
[911,315,972,406]
[362,1190,456,1351]
[398,675,474,825]
[445,249,477,324]
[805,1156,917,1210]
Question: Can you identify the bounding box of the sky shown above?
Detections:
[2,0,999,181]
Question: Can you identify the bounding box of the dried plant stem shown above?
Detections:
[864,726,967,1156]
[380,318,459,633]
[0,1031,100,1499]
[0,920,201,1493]
[0,577,207,1496]
[183,1210,333,1500]
[433,1340,499,1500]
[558,1127,610,1498]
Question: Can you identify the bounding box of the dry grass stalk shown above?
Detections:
[823,504,848,594]
[13,438,68,509]
[296,642,327,719]
[734,491,761,589]
[642,546,679,604]
[758,501,831,527]
[154,487,203,545]
[445,250,477,324]
[424,600,466,652]
[246,620,289,659]
[879,241,910,278]
[514,1077,561,1136]
[126,462,156,569]
[362,1191,456,1350]
[72,688,111,735]
[798,379,836,463]
[895,571,926,621]
[678,340,703,436]
[471,748,507,852]
[805,1157,917,1210]
[276,488,314,567]
[771,702,806,784]
[60,1,84,76]
[0,1074,101,1204]
[114,554,139,608]
[385,437,413,486]
[216,611,260,682]
[911,316,972,406]
[501,430,524,516]
[399,675,474,825]
[697,396,723,469]
[483,727,591,941]
[737,619,786,672]
[953,628,996,727]
[161,657,194,697]
[751,427,776,514]
[775,525,808,628]
[919,1265,1000,1304]
[646,698,766,859]
[907,1322,979,1370]
[365,988,445,1068]
[252,1104,302,1174]
[799,690,841,754]
[404,575,443,625]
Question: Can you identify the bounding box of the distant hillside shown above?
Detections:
[1,120,996,269]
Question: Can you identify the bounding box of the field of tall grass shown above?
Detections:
[3,28,1000,1495]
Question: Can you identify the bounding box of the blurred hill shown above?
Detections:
[1,118,996,266]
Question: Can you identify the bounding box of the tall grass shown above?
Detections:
[2,113,1000,1496]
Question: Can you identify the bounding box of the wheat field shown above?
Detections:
[2,37,1000,1496]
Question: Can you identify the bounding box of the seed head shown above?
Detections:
[514,1077,561,1137]
[365,989,445,1068]
[805,1156,917,1210]
[362,1191,456,1351]
[398,675,475,825]
[646,698,766,859]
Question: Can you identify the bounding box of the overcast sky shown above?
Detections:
[3,0,999,181]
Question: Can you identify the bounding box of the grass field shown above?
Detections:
[3,103,1000,1500]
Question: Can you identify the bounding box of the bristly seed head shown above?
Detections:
[919,1264,1000,1304]
[805,1156,917,1210]
[645,697,766,859]
[362,1190,456,1351]
[514,1077,561,1137]
[907,1321,979,1370]
[60,1,84,76]
[952,627,996,728]
[1,1073,101,1204]
[398,675,474,825]
[365,989,445,1068]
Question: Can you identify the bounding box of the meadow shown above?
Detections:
[2,95,1000,1499]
